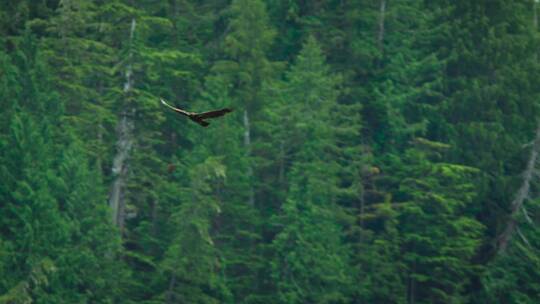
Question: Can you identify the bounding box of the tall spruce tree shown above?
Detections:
[0,31,127,302]
[269,36,353,304]
[202,0,280,301]
[394,140,484,303]
[161,158,230,304]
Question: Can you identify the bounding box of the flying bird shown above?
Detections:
[160,98,233,127]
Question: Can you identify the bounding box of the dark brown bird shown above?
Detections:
[160,98,233,127]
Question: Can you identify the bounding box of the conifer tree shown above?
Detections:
[42,0,117,168]
[269,36,353,304]
[101,2,205,300]
[217,0,280,206]
[161,158,230,304]
[0,34,127,301]
[395,140,484,303]
[437,0,540,232]
[2,1,540,302]
[197,0,280,301]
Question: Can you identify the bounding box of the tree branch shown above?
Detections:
[497,122,540,253]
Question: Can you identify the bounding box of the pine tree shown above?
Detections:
[200,0,280,301]
[437,0,540,238]
[268,36,353,304]
[161,158,230,304]
[353,202,406,304]
[217,0,280,206]
[271,167,352,304]
[0,110,66,302]
[395,140,484,303]
[42,0,117,168]
[100,2,205,300]
[0,31,128,302]
[476,1,540,302]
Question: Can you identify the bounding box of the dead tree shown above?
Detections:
[497,123,540,253]
[109,18,136,231]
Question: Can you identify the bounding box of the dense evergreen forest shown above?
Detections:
[2,0,540,303]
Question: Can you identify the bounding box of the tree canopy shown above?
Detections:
[1,0,540,303]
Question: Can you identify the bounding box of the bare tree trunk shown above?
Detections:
[409,278,415,304]
[534,0,538,30]
[151,199,159,236]
[243,109,251,152]
[244,109,255,206]
[408,261,416,304]
[170,0,181,44]
[109,114,134,230]
[165,273,177,303]
[97,80,105,172]
[498,122,540,252]
[109,18,136,231]
[497,2,540,253]
[358,180,365,230]
[278,139,285,187]
[123,18,136,93]
[535,0,539,61]
[377,0,387,53]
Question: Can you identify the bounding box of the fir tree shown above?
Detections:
[396,140,484,303]
[269,36,353,304]
[161,158,230,304]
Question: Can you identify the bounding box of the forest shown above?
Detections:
[1,0,540,303]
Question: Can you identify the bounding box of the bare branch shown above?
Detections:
[377,0,386,53]
[498,122,540,253]
[517,227,532,248]
[521,205,534,224]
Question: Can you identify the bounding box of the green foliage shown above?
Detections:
[161,158,230,304]
[479,197,540,304]
[271,166,352,304]
[0,30,126,302]
[397,146,485,303]
[268,37,353,303]
[217,0,281,112]
[1,0,540,303]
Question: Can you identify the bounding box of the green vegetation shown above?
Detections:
[1,0,540,303]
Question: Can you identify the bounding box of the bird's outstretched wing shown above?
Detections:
[160,98,191,116]
[194,108,234,119]
[160,98,233,127]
